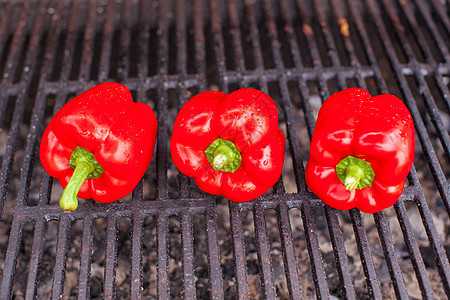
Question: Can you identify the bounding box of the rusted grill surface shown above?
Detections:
[0,0,449,298]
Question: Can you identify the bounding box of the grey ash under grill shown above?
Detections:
[0,0,449,298]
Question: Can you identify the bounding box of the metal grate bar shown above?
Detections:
[276,201,303,297]
[345,0,388,92]
[278,0,316,140]
[263,0,309,191]
[130,184,144,295]
[329,0,358,68]
[78,0,100,82]
[103,214,118,298]
[98,0,116,83]
[155,0,170,201]
[14,0,52,204]
[58,0,83,83]
[349,209,383,299]
[408,0,450,63]
[297,0,331,101]
[17,94,57,207]
[263,1,356,298]
[38,173,53,206]
[0,1,40,213]
[365,0,450,215]
[341,2,446,296]
[205,204,224,300]
[324,207,357,299]
[179,192,196,299]
[180,212,195,299]
[0,2,13,59]
[414,75,450,157]
[49,90,71,131]
[25,217,47,299]
[360,0,450,292]
[227,0,246,84]
[17,0,68,210]
[156,86,169,200]
[428,0,450,35]
[382,0,450,157]
[1,1,37,82]
[1,2,52,295]
[24,82,53,195]
[206,0,251,298]
[3,199,215,222]
[263,5,339,296]
[0,3,15,106]
[242,0,268,92]
[275,2,375,293]
[0,0,448,298]
[174,0,190,199]
[209,0,226,90]
[134,0,151,225]
[228,202,250,298]
[192,0,207,91]
[9,65,404,93]
[394,198,435,298]
[0,218,24,298]
[77,214,95,298]
[312,0,347,88]
[309,0,371,94]
[50,215,71,299]
[301,201,329,298]
[415,197,450,297]
[174,0,187,79]
[410,167,450,296]
[130,209,143,298]
[226,0,278,297]
[116,0,132,83]
[273,77,309,193]
[137,0,150,81]
[373,212,409,299]
[157,212,169,298]
[294,0,330,134]
[434,71,450,113]
[329,0,372,92]
[253,201,277,298]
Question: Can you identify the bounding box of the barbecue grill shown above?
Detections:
[0,0,449,298]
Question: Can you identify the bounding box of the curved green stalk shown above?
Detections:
[60,147,104,211]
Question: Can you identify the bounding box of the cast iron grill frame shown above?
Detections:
[0,0,448,298]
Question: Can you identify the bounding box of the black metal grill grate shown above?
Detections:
[0,0,449,298]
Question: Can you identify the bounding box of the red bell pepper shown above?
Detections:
[39,82,158,211]
[305,88,415,213]
[170,89,286,202]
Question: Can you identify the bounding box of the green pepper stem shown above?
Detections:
[60,160,94,211]
[212,144,235,169]
[343,164,365,190]
[335,156,375,191]
[60,147,105,211]
[205,138,242,173]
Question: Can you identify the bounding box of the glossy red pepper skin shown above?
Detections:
[305,88,415,213]
[170,89,286,202]
[40,82,158,204]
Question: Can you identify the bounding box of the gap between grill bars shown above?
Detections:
[0,0,449,298]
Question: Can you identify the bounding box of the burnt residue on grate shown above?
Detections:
[0,0,449,298]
